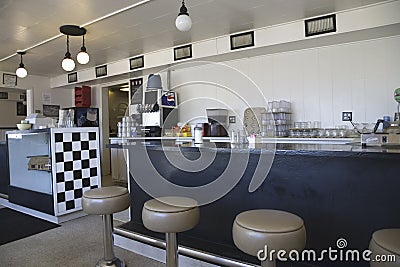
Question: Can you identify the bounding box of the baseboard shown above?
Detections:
[0,198,87,224]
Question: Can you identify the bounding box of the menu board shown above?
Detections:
[43,104,60,118]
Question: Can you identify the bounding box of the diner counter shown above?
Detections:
[113,139,399,267]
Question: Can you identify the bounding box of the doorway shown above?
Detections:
[100,82,129,188]
[108,84,129,137]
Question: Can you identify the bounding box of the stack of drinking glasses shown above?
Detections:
[117,116,139,137]
[289,121,321,137]
[261,100,292,137]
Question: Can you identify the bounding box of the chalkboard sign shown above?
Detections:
[43,104,60,118]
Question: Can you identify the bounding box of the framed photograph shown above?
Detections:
[95,65,107,78]
[230,31,254,50]
[130,56,144,70]
[43,104,60,118]
[0,92,8,100]
[3,73,17,86]
[130,78,143,105]
[68,72,78,83]
[174,44,192,61]
[17,102,27,116]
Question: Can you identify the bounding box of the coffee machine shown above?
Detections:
[203,108,229,137]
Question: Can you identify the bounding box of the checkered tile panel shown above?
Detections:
[54,131,99,215]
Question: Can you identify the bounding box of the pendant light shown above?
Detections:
[175,0,192,32]
[59,25,88,72]
[16,51,28,78]
[77,35,90,65]
[61,35,75,72]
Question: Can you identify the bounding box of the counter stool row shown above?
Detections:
[82,187,399,267]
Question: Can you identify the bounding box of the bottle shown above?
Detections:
[194,126,203,144]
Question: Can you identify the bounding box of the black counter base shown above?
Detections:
[126,143,400,267]
[8,186,54,215]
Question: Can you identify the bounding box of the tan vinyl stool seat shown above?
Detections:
[369,229,400,267]
[82,186,130,215]
[82,186,130,267]
[142,196,200,267]
[232,209,306,267]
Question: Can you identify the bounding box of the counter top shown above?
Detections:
[6,128,50,134]
[6,127,100,136]
[107,139,400,158]
[109,136,356,144]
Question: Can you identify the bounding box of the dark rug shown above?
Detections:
[0,208,60,246]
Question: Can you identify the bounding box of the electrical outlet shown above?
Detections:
[342,111,352,121]
[229,116,236,123]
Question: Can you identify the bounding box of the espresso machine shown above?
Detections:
[140,75,178,137]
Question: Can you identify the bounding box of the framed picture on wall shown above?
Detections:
[130,56,144,70]
[95,65,107,78]
[174,44,192,61]
[3,73,17,86]
[68,72,78,83]
[43,104,60,118]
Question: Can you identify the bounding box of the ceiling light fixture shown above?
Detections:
[175,0,192,32]
[60,25,88,72]
[77,35,90,65]
[15,51,28,78]
[61,35,75,72]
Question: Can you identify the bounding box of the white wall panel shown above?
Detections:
[330,45,352,126]
[384,37,400,119]
[338,1,400,33]
[146,49,173,69]
[193,39,218,59]
[301,50,320,123]
[79,68,96,82]
[167,36,400,131]
[108,60,130,77]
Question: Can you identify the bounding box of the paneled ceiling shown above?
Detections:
[0,0,390,78]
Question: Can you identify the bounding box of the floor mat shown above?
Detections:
[0,208,60,246]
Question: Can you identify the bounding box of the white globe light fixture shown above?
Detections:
[16,51,28,78]
[77,35,90,65]
[62,56,75,72]
[175,0,192,32]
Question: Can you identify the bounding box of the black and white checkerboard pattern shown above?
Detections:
[53,131,100,215]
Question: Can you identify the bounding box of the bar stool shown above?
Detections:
[232,209,306,267]
[82,186,130,267]
[369,229,400,267]
[142,196,200,267]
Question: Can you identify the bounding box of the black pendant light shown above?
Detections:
[16,51,28,78]
[59,25,88,71]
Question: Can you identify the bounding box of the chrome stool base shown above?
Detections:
[96,257,125,267]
